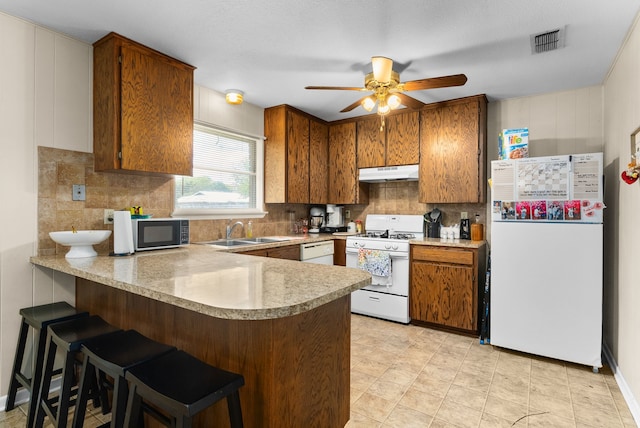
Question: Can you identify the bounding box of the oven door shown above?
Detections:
[345,247,409,296]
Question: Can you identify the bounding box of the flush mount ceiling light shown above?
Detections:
[225,89,244,105]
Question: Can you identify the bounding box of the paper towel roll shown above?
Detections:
[113,211,134,255]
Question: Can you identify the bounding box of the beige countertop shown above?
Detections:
[30,242,371,321]
[410,237,486,249]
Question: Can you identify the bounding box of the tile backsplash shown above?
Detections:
[38,147,486,256]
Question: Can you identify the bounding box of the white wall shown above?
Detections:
[0,12,92,406]
[0,11,264,407]
[602,12,640,420]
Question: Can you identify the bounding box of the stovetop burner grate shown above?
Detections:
[362,231,417,240]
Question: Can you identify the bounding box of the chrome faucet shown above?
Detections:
[226,221,244,239]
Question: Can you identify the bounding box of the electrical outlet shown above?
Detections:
[345,209,351,219]
[104,209,114,224]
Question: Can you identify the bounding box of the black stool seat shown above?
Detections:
[6,302,88,428]
[34,315,121,428]
[72,330,177,428]
[124,350,245,428]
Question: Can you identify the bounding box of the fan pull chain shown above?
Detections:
[380,116,385,132]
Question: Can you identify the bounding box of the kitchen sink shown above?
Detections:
[197,239,254,247]
[238,237,285,243]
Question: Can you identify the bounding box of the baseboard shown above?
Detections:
[603,342,640,425]
[0,377,62,412]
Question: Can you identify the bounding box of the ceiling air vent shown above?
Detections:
[530,27,565,54]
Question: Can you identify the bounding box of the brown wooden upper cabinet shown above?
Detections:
[357,111,420,168]
[329,122,368,205]
[264,105,329,204]
[93,32,195,176]
[419,95,487,203]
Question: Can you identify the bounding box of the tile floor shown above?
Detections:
[347,315,636,428]
[1,314,637,427]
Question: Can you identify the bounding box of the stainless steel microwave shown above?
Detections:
[132,218,189,251]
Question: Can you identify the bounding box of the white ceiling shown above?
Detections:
[2,1,639,122]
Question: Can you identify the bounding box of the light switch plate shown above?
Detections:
[72,184,86,201]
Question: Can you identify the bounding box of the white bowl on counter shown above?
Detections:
[49,230,112,258]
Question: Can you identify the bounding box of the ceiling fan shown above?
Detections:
[305,56,467,128]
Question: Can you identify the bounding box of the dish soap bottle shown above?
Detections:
[246,221,253,238]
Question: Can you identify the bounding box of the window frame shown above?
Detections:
[172,121,267,220]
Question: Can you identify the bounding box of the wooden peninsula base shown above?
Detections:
[76,278,351,428]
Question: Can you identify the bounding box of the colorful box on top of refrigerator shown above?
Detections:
[499,128,529,160]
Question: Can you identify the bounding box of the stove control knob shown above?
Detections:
[384,243,391,250]
[392,244,399,250]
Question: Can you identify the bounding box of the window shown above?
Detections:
[173,123,265,219]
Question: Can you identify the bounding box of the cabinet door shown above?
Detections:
[120,43,193,175]
[286,111,310,203]
[419,97,486,203]
[329,123,368,204]
[386,111,419,166]
[267,244,300,260]
[356,117,385,168]
[309,120,329,204]
[411,261,475,331]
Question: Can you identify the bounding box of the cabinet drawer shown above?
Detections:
[412,246,474,265]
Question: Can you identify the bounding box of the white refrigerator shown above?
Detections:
[490,153,603,371]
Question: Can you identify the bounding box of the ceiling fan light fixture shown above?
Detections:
[225,89,244,105]
[362,96,376,111]
[387,94,401,109]
[372,56,393,83]
[377,101,390,116]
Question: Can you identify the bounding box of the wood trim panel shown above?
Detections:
[76,278,351,428]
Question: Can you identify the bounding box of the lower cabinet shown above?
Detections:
[410,244,486,335]
[240,244,300,260]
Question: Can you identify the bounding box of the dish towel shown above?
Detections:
[357,248,391,277]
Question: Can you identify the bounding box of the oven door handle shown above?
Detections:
[345,250,408,259]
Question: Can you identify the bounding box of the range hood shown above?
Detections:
[359,164,419,182]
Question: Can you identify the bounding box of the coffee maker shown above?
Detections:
[321,204,347,232]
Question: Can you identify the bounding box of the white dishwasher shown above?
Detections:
[300,241,334,265]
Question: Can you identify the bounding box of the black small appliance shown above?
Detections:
[423,208,442,238]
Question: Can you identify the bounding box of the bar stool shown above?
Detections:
[34,315,121,428]
[5,302,89,428]
[71,330,177,428]
[123,350,245,428]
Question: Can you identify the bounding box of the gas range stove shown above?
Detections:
[347,214,424,324]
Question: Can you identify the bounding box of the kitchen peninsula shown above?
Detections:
[30,244,371,427]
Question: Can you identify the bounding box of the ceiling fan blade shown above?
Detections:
[305,85,366,91]
[340,95,373,113]
[395,93,426,110]
[372,56,393,83]
[402,74,468,91]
